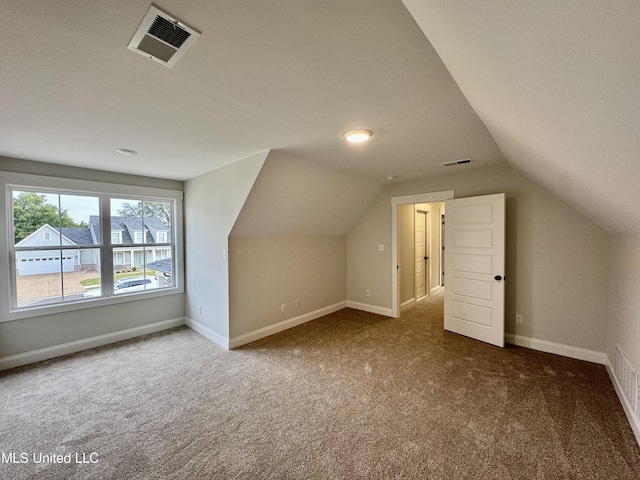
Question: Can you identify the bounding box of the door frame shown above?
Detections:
[391,190,454,318]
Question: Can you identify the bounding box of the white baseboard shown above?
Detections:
[605,354,640,447]
[229,301,347,349]
[430,285,443,295]
[0,317,185,371]
[505,333,606,365]
[401,298,416,312]
[346,300,393,317]
[185,317,229,349]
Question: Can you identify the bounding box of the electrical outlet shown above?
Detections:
[378,244,385,251]
[222,249,228,260]
[296,299,301,308]
[281,304,286,313]
[366,289,371,297]
[515,314,523,324]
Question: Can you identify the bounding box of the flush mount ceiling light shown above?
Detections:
[344,129,372,143]
[386,175,397,181]
[116,148,138,156]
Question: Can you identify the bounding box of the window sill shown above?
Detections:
[2,286,184,322]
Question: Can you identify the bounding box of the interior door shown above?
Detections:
[415,210,427,299]
[444,193,505,347]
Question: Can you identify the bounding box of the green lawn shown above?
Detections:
[81,270,157,287]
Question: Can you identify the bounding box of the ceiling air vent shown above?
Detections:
[128,5,200,68]
[441,158,473,167]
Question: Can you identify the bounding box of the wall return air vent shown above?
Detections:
[128,5,200,68]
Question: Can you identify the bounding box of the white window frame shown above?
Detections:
[1,172,184,322]
[111,231,121,244]
[134,231,144,243]
[157,231,167,243]
[43,231,51,241]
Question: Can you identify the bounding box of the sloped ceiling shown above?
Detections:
[0,1,502,183]
[3,1,637,235]
[231,151,383,236]
[403,0,640,234]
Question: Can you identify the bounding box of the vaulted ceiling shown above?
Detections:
[1,1,638,234]
[403,1,640,234]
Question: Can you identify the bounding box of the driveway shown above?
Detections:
[16,270,100,303]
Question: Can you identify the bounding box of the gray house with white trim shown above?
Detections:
[15,216,171,276]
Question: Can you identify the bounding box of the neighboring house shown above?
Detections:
[15,216,171,276]
[94,216,171,272]
[14,224,90,275]
[146,258,173,287]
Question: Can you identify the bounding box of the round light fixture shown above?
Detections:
[386,175,397,181]
[344,129,372,143]
[116,148,138,156]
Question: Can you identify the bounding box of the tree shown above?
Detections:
[117,201,171,226]
[13,192,80,243]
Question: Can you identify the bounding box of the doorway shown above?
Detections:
[391,190,454,318]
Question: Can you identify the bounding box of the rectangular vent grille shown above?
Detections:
[148,15,191,49]
[128,5,200,68]
[614,344,637,412]
[441,158,473,167]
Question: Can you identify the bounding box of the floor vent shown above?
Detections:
[128,5,201,68]
[614,344,637,412]
[441,158,472,167]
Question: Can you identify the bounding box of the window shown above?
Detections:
[157,232,166,243]
[5,176,183,318]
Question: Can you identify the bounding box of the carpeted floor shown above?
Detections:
[1,293,639,479]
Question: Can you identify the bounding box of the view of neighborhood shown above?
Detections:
[12,191,173,308]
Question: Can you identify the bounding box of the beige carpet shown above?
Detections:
[1,293,639,479]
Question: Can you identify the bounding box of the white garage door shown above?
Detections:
[18,256,75,275]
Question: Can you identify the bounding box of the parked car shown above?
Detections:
[83,276,158,298]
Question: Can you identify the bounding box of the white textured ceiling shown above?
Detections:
[0,0,503,184]
[403,0,640,234]
[3,1,638,235]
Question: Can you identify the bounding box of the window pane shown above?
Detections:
[113,249,159,295]
[13,191,63,245]
[147,247,173,288]
[13,191,99,247]
[59,194,99,247]
[16,248,101,306]
[110,198,172,246]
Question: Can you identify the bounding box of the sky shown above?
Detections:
[14,191,135,224]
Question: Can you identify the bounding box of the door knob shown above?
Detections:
[424,256,428,260]
[494,275,502,281]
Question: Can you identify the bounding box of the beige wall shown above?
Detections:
[347,166,610,352]
[184,152,268,339]
[229,236,346,338]
[607,235,640,387]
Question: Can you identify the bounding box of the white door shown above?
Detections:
[415,210,428,299]
[444,193,505,347]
